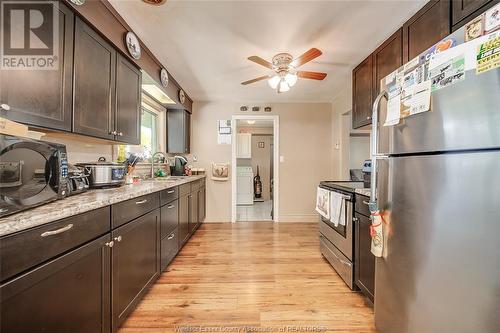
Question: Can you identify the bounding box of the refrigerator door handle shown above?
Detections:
[370,90,389,213]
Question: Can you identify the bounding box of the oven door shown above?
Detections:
[319,198,353,261]
[0,136,66,217]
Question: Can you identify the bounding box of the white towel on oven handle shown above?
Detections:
[315,187,330,220]
[330,191,346,227]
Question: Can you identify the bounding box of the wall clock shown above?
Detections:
[179,89,186,104]
[160,68,169,87]
[125,32,141,60]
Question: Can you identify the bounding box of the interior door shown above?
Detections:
[375,152,500,333]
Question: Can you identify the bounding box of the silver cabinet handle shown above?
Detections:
[167,190,175,194]
[118,132,123,136]
[114,236,122,242]
[0,103,10,111]
[105,241,115,248]
[366,116,371,120]
[353,217,359,222]
[110,130,117,135]
[167,204,175,209]
[167,233,175,240]
[41,224,73,237]
[135,199,148,204]
[362,200,370,205]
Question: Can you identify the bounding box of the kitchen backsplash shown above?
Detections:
[42,133,113,164]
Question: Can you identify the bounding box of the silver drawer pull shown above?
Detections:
[41,224,73,237]
[114,236,122,242]
[330,249,352,267]
[362,200,370,205]
[105,241,114,248]
[167,190,175,194]
[135,199,148,204]
[167,204,175,209]
[167,233,175,240]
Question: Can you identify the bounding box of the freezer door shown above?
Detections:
[375,151,500,333]
[377,27,500,155]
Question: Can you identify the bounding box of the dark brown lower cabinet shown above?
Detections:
[189,191,198,233]
[0,234,111,333]
[111,209,160,332]
[198,186,206,223]
[178,193,190,246]
[354,212,375,303]
[161,228,179,271]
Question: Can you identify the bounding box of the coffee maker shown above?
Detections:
[362,159,372,188]
[170,156,188,176]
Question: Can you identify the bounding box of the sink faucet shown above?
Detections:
[151,152,167,178]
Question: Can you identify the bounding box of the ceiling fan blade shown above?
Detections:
[248,56,273,69]
[292,48,322,67]
[297,71,327,80]
[241,75,270,85]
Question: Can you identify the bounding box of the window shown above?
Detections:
[141,108,158,157]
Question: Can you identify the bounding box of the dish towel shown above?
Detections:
[315,187,330,220]
[329,192,344,227]
[371,211,384,257]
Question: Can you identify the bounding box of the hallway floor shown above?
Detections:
[118,222,376,333]
[237,200,273,221]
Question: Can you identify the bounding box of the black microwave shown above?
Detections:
[0,135,69,218]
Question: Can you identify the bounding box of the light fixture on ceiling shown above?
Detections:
[242,48,327,93]
[142,84,176,104]
[142,0,167,5]
[247,120,256,125]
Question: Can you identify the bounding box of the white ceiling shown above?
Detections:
[109,0,427,103]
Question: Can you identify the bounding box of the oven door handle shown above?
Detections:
[330,249,352,267]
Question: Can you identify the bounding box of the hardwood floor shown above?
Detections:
[118,222,376,333]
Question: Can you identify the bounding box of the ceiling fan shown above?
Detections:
[241,48,327,93]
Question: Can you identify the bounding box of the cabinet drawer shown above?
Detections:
[161,228,178,271]
[355,194,371,217]
[112,193,159,228]
[0,207,110,282]
[320,235,354,289]
[179,183,191,196]
[160,199,179,238]
[160,186,178,206]
[190,179,202,191]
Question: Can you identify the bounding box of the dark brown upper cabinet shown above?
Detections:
[352,55,374,129]
[74,18,141,144]
[452,0,498,30]
[167,109,191,154]
[73,17,116,141]
[372,29,403,97]
[402,0,451,62]
[115,54,141,145]
[0,3,74,131]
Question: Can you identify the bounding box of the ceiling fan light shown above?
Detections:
[284,73,298,87]
[278,79,290,93]
[268,75,280,89]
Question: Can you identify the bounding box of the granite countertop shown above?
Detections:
[0,175,206,237]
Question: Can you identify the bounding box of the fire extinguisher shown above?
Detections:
[254,165,262,199]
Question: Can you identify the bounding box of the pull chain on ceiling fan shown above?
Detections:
[242,48,327,93]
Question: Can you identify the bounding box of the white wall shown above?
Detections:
[349,136,370,170]
[331,78,353,180]
[190,101,334,222]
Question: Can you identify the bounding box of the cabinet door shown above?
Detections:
[111,209,160,331]
[354,213,375,302]
[352,54,373,129]
[0,3,74,131]
[237,133,252,158]
[189,191,198,234]
[402,0,450,62]
[73,17,115,140]
[372,29,403,97]
[115,54,141,145]
[178,194,190,246]
[160,199,179,238]
[1,234,111,333]
[452,0,495,29]
[167,109,190,154]
[198,186,206,223]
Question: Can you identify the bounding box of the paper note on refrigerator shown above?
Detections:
[409,80,432,115]
[384,94,401,126]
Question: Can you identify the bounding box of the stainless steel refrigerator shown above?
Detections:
[370,24,500,332]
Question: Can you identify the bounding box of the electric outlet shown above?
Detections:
[193,155,198,162]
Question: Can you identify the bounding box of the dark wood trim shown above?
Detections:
[371,28,403,98]
[63,0,193,111]
[451,0,499,31]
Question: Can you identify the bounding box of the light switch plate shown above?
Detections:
[280,155,284,163]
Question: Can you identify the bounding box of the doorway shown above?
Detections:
[231,115,279,222]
